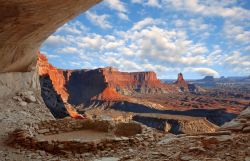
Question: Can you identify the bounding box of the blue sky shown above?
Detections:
[41,0,250,79]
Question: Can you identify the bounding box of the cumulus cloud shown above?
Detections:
[132,17,163,30]
[77,34,105,49]
[223,21,250,44]
[105,0,127,12]
[223,51,250,74]
[43,35,68,48]
[59,47,78,54]
[131,0,143,3]
[86,12,112,29]
[131,0,161,8]
[104,0,129,20]
[118,12,129,20]
[147,0,161,8]
[162,0,250,20]
[42,1,250,78]
[57,21,88,35]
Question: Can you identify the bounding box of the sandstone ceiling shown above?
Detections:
[0,0,102,73]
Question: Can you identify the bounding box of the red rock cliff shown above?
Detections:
[101,67,162,88]
[37,52,70,102]
[38,53,176,104]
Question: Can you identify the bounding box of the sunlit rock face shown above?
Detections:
[0,0,101,73]
[37,53,176,105]
[38,52,70,102]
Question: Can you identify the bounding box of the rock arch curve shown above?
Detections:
[0,0,101,73]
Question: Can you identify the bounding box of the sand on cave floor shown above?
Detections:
[37,129,115,142]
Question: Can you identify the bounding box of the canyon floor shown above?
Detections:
[0,90,250,161]
[0,54,249,161]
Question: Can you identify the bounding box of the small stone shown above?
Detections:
[189,146,206,152]
[157,134,178,145]
[243,126,250,133]
[180,155,194,161]
[19,101,27,106]
[239,108,250,119]
[128,148,134,153]
[151,152,160,155]
[221,120,243,131]
[38,150,46,156]
[215,135,233,142]
[13,96,22,102]
[171,151,181,159]
[37,129,50,134]
[121,137,129,141]
[25,95,36,103]
[245,157,250,161]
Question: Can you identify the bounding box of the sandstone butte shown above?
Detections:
[37,52,179,104]
[175,73,189,90]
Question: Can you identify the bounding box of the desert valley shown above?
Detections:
[0,0,250,161]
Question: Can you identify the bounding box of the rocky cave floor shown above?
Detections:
[0,91,250,161]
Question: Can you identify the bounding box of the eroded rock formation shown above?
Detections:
[175,73,204,93]
[38,53,176,106]
[0,0,101,73]
[175,73,188,90]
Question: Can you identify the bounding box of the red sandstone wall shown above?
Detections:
[101,67,163,88]
[37,53,177,103]
[37,52,69,102]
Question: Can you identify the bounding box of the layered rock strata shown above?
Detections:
[37,53,176,106]
[0,0,101,73]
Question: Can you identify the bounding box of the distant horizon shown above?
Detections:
[41,54,250,80]
[41,0,250,79]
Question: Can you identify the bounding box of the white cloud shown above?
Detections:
[189,44,208,55]
[57,21,87,35]
[223,51,250,74]
[131,0,161,8]
[131,0,143,3]
[147,0,161,8]
[104,0,129,20]
[41,1,249,78]
[105,40,125,49]
[105,0,127,12]
[163,0,250,20]
[127,26,210,66]
[189,67,219,77]
[223,21,250,44]
[244,46,250,52]
[86,12,112,29]
[43,35,68,48]
[118,12,129,20]
[131,17,162,30]
[77,34,106,49]
[60,47,78,54]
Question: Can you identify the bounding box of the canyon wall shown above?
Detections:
[38,53,174,106]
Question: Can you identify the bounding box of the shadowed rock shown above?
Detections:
[0,0,101,73]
